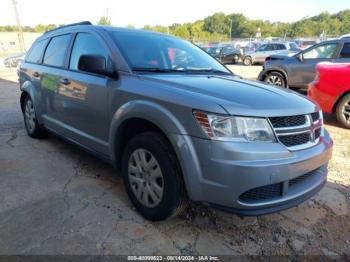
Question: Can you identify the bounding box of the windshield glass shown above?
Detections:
[109,31,230,74]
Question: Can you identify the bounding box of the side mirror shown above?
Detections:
[298,53,304,62]
[78,55,117,78]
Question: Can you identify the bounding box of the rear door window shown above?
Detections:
[43,34,72,67]
[339,43,350,58]
[25,39,49,64]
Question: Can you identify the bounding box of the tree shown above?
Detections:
[97,16,111,26]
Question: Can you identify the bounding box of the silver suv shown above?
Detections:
[243,42,300,65]
[19,22,333,221]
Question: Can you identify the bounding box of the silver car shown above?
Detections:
[243,42,300,65]
[19,22,332,221]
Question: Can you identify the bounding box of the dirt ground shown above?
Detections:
[0,66,349,258]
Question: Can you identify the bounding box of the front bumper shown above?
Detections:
[177,130,333,216]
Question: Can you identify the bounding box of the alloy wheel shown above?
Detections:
[342,98,350,123]
[128,149,164,208]
[25,99,36,133]
[266,75,283,86]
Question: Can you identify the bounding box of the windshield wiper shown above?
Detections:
[182,67,232,75]
[133,67,181,73]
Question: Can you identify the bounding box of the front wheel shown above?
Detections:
[264,72,286,87]
[336,94,350,129]
[121,132,188,221]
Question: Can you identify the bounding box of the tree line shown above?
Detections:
[1,9,349,41]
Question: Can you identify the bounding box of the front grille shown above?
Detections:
[311,112,320,122]
[315,128,321,139]
[269,115,306,128]
[239,167,323,203]
[239,183,282,202]
[289,170,318,187]
[278,132,311,147]
[269,112,322,150]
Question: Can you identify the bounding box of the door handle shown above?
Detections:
[32,72,40,78]
[59,78,71,85]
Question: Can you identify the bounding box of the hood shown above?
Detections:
[140,74,318,117]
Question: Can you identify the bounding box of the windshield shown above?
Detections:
[109,31,230,74]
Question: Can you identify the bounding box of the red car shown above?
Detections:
[308,63,350,128]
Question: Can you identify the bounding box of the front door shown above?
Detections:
[55,32,111,154]
[287,42,339,88]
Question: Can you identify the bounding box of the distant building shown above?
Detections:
[0,32,42,56]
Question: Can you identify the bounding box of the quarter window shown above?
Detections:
[43,34,71,67]
[69,33,108,71]
[340,43,350,58]
[26,39,49,64]
[303,43,338,59]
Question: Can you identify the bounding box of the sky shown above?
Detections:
[0,0,349,28]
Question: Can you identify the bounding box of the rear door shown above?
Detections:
[255,44,274,63]
[220,46,235,63]
[287,42,340,88]
[54,32,111,154]
[40,34,72,123]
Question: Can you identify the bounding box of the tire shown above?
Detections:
[121,132,188,221]
[243,56,252,66]
[23,96,47,138]
[335,93,350,129]
[264,71,286,87]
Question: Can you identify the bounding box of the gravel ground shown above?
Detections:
[0,66,349,258]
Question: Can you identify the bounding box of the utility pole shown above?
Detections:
[229,19,233,41]
[11,0,25,52]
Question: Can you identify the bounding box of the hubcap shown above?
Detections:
[342,99,350,123]
[25,100,36,133]
[266,75,283,86]
[128,149,164,208]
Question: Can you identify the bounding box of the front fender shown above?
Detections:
[258,66,289,83]
[109,100,202,200]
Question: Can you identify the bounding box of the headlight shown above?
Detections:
[193,111,276,142]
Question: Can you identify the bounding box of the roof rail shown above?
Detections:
[44,21,92,34]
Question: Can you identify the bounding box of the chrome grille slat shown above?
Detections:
[269,112,322,150]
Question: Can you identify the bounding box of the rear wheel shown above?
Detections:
[121,132,188,221]
[243,56,252,66]
[23,96,47,138]
[264,72,286,87]
[336,94,350,129]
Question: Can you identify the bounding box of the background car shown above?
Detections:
[308,62,350,129]
[259,38,350,89]
[3,52,25,67]
[205,44,242,64]
[243,42,300,66]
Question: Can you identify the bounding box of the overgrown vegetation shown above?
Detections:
[1,9,349,41]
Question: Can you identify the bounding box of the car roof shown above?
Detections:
[37,21,175,41]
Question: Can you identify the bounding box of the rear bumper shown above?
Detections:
[173,130,333,216]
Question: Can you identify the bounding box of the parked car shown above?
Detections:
[243,42,300,66]
[308,62,350,129]
[258,38,350,89]
[19,22,332,221]
[3,52,25,67]
[205,45,241,64]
